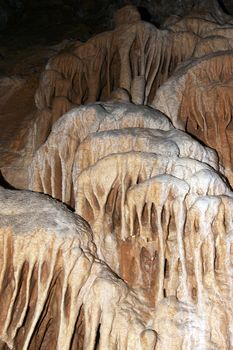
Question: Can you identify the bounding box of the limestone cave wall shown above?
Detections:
[1,2,233,350]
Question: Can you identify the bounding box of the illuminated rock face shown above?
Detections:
[1,100,233,348]
[152,52,233,185]
[25,102,233,349]
[0,187,156,350]
[34,5,233,126]
[29,102,174,205]
[2,4,233,189]
[2,4,233,350]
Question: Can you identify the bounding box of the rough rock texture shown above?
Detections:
[23,101,233,349]
[152,51,233,184]
[2,4,233,189]
[2,3,233,350]
[0,40,72,188]
[2,101,172,189]
[2,99,233,347]
[0,187,156,350]
[28,102,218,205]
[34,5,233,123]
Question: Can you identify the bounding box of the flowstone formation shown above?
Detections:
[2,3,233,189]
[25,101,233,350]
[1,3,233,350]
[152,51,233,185]
[34,3,233,115]
[2,100,233,349]
[0,188,157,350]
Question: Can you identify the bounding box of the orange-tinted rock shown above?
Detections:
[2,5,233,192]
[2,4,233,349]
[28,102,227,314]
[2,99,233,349]
[29,102,173,204]
[0,41,74,189]
[23,99,233,349]
[153,51,233,184]
[34,5,233,128]
[0,187,156,350]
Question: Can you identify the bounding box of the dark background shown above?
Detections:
[0,0,232,46]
